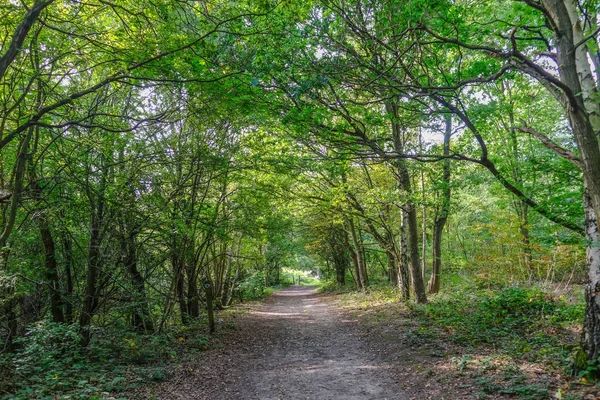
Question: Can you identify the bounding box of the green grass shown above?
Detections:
[282,267,321,286]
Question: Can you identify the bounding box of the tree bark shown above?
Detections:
[79,174,106,346]
[386,100,427,303]
[386,250,398,286]
[61,232,74,324]
[123,232,153,332]
[583,182,600,362]
[345,224,363,290]
[0,0,55,82]
[28,166,64,323]
[348,218,368,289]
[419,132,427,283]
[172,250,188,325]
[398,210,411,299]
[186,262,200,319]
[0,130,32,249]
[428,115,451,294]
[539,1,600,365]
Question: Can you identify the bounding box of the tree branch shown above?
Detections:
[518,125,583,168]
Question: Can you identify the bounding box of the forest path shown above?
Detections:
[155,285,408,400]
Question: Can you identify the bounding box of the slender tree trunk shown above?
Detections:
[386,100,426,303]
[331,225,347,285]
[38,216,64,323]
[217,247,232,308]
[358,225,368,287]
[387,250,398,286]
[397,162,427,303]
[172,251,188,325]
[123,233,153,332]
[419,132,427,283]
[345,225,363,290]
[79,197,104,346]
[0,130,32,249]
[398,211,410,299]
[28,166,64,323]
[348,218,367,289]
[406,203,427,303]
[222,262,240,307]
[335,257,346,285]
[187,262,199,319]
[428,114,451,294]
[62,233,74,324]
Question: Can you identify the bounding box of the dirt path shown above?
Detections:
[155,286,408,399]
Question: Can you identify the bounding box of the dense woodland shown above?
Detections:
[1,0,600,398]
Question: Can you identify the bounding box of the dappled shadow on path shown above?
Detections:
[155,285,407,400]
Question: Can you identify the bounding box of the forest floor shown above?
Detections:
[149,285,599,400]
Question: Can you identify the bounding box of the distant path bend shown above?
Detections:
[157,286,408,400]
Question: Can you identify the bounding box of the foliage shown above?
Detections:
[0,0,598,396]
[0,321,214,399]
[417,285,583,360]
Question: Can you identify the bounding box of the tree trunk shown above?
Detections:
[79,206,104,346]
[39,216,64,323]
[186,262,200,319]
[583,183,600,362]
[172,251,188,325]
[398,211,411,299]
[62,233,74,324]
[387,250,398,286]
[79,163,108,345]
[397,161,427,303]
[0,130,32,249]
[419,132,427,283]
[357,225,369,287]
[348,218,367,289]
[428,114,451,294]
[406,202,427,303]
[124,233,153,332]
[28,166,64,323]
[222,261,240,307]
[345,225,363,290]
[428,216,445,294]
[217,247,232,308]
[386,100,426,303]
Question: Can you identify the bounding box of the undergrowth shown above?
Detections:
[0,278,280,400]
[416,286,583,362]
[0,320,217,400]
[330,275,591,398]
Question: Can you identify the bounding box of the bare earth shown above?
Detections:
[155,286,408,400]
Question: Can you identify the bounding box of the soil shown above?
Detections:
[151,286,600,400]
[154,286,409,399]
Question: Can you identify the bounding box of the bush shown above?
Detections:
[418,286,583,362]
[239,271,267,300]
[0,321,212,400]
